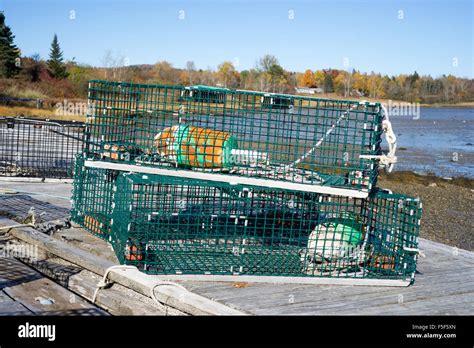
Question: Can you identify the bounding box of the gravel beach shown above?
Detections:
[378,171,474,251]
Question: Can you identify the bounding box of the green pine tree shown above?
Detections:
[0,12,20,78]
[323,73,334,93]
[47,34,69,79]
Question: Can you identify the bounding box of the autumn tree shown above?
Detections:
[334,71,351,96]
[313,70,325,88]
[152,61,179,84]
[217,61,239,88]
[367,73,385,98]
[298,69,317,87]
[24,53,42,82]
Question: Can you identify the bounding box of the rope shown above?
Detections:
[0,223,34,232]
[92,265,188,312]
[281,101,364,172]
[359,103,398,173]
[150,280,188,306]
[92,265,137,303]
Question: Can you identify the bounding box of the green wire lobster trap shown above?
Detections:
[71,154,115,239]
[70,79,419,286]
[83,80,398,197]
[104,172,421,285]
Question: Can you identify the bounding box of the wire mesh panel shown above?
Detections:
[85,80,386,193]
[0,117,85,178]
[110,173,422,282]
[71,154,116,239]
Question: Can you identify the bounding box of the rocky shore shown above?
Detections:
[378,171,474,251]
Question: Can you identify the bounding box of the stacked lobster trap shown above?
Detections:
[72,80,422,285]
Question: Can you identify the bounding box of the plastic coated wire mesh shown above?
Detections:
[0,117,85,178]
[97,172,421,281]
[71,154,116,239]
[84,80,385,192]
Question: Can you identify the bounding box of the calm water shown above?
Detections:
[388,107,474,178]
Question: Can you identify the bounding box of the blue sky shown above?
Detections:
[1,0,473,77]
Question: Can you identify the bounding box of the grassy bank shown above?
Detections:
[0,105,86,122]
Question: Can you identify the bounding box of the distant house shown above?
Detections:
[295,87,323,94]
[261,93,294,109]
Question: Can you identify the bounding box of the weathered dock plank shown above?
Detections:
[0,290,32,315]
[3,219,244,315]
[176,238,474,315]
[0,257,106,316]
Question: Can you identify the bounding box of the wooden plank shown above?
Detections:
[259,286,473,315]
[276,292,474,316]
[189,268,474,315]
[419,238,474,258]
[3,218,244,316]
[107,268,246,315]
[178,238,474,315]
[0,256,106,316]
[18,255,184,316]
[0,290,33,315]
[4,276,106,316]
[0,257,43,289]
[68,270,184,316]
[54,227,119,263]
[5,221,114,276]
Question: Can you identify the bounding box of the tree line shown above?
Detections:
[1,12,473,103]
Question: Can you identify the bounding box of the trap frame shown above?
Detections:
[71,154,115,239]
[84,80,397,197]
[0,117,85,178]
[105,173,421,284]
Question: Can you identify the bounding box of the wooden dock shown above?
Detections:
[0,257,107,316]
[0,180,473,315]
[178,238,474,315]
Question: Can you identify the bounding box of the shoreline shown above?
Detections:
[378,171,473,252]
[297,93,474,108]
[419,102,474,108]
[0,95,472,122]
[380,170,474,189]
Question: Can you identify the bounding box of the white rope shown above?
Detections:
[92,265,188,312]
[280,100,365,172]
[403,246,425,258]
[403,246,419,253]
[359,103,398,173]
[92,265,137,303]
[0,223,34,231]
[150,280,188,309]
